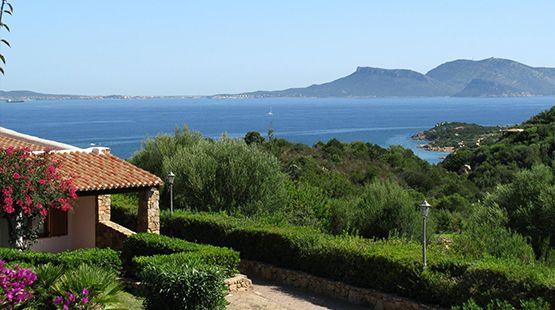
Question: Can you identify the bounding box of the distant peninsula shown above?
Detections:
[412,122,504,152]
[4,58,555,101]
[214,58,555,99]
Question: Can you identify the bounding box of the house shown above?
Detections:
[0,127,163,252]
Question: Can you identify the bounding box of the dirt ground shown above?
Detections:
[226,277,369,310]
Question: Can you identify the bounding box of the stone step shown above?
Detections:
[225,274,253,292]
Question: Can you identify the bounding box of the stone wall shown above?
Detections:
[137,188,160,234]
[240,260,439,310]
[97,194,111,222]
[96,221,135,250]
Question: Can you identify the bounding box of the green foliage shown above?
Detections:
[0,0,13,75]
[244,131,265,145]
[130,126,203,177]
[122,233,239,277]
[452,298,550,310]
[27,263,123,309]
[453,203,536,263]
[132,127,288,215]
[160,210,555,307]
[51,264,123,308]
[486,165,555,256]
[0,247,122,272]
[349,179,425,239]
[280,180,330,227]
[419,122,502,150]
[138,258,227,310]
[442,107,555,189]
[162,136,288,215]
[110,193,138,231]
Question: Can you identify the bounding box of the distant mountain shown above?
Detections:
[427,58,555,96]
[453,79,531,97]
[218,67,455,98]
[216,58,555,98]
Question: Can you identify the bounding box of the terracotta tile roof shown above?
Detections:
[0,132,64,151]
[0,127,162,193]
[51,150,163,192]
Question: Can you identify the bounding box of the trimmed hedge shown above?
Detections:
[122,233,239,277]
[122,233,239,310]
[0,247,122,272]
[138,257,227,310]
[160,211,555,307]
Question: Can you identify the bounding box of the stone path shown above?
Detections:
[226,277,369,310]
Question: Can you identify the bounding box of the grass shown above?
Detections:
[116,291,144,310]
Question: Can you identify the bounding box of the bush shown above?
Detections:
[122,233,239,277]
[138,258,227,310]
[453,203,536,263]
[452,298,550,310]
[51,264,123,309]
[162,137,288,215]
[0,248,122,273]
[26,263,122,309]
[131,128,288,216]
[160,210,555,307]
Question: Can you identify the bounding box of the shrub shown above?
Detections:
[26,263,123,309]
[160,210,555,307]
[51,264,122,309]
[131,128,288,216]
[138,258,227,310]
[0,260,36,308]
[0,248,122,272]
[122,233,239,277]
[452,298,550,310]
[161,137,288,215]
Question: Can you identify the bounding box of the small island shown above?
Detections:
[412,121,503,152]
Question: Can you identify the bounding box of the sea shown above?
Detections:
[1,96,554,164]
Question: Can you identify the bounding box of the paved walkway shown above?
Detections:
[226,277,369,310]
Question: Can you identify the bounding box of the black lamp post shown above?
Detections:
[419,200,431,269]
[167,171,175,214]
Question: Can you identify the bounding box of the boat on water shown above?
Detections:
[5,99,25,103]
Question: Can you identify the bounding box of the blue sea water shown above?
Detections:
[0,96,554,164]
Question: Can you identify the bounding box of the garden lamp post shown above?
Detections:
[168,171,175,214]
[419,200,431,269]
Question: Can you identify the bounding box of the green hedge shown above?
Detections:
[137,257,227,310]
[122,233,239,277]
[160,211,555,307]
[122,233,239,310]
[0,248,122,273]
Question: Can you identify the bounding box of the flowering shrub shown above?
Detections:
[53,288,89,310]
[0,147,77,249]
[0,260,37,309]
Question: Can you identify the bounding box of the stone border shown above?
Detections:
[240,260,440,310]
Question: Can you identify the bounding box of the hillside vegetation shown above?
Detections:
[117,107,555,308]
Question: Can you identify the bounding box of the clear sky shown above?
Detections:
[0,1,554,96]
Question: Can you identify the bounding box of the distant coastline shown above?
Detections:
[5,57,555,101]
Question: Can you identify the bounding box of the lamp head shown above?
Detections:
[419,200,431,218]
[167,171,176,185]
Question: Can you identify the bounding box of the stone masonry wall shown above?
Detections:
[96,221,135,250]
[240,260,440,310]
[137,188,160,234]
[97,194,111,222]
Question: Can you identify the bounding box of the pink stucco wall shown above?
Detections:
[31,195,96,253]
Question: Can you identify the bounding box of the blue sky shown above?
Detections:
[0,1,553,96]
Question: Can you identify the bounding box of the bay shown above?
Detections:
[0,96,554,164]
